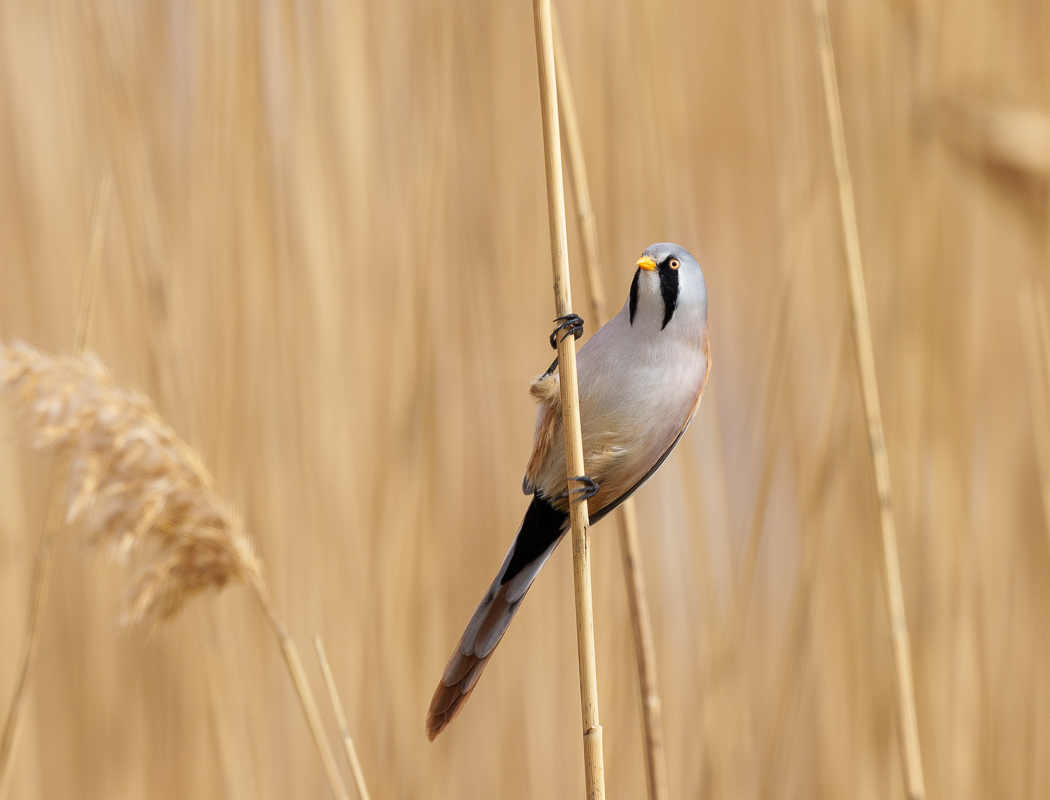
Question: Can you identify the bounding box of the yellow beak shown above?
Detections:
[636,256,657,271]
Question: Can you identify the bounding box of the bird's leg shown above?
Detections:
[565,475,600,503]
[549,314,584,349]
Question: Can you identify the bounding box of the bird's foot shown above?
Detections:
[565,475,599,503]
[541,356,559,378]
[549,314,584,349]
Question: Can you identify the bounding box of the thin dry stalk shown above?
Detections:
[0,467,65,800]
[552,14,666,800]
[0,175,110,799]
[1019,288,1050,542]
[611,501,666,797]
[249,582,349,800]
[759,326,847,798]
[552,14,608,327]
[811,2,927,798]
[733,280,795,610]
[532,0,606,796]
[0,342,349,800]
[313,637,372,800]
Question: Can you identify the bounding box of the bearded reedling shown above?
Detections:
[427,243,711,739]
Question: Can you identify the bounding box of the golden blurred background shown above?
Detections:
[1,0,1049,798]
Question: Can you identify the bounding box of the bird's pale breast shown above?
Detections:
[528,306,709,512]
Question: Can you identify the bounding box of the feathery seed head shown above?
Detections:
[0,340,261,626]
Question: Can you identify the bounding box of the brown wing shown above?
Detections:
[522,371,561,494]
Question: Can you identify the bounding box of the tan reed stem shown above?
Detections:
[811,3,927,798]
[1018,288,1050,543]
[733,280,795,609]
[552,14,666,800]
[759,325,847,799]
[532,0,606,796]
[552,15,608,327]
[313,638,372,800]
[612,501,666,795]
[248,578,349,800]
[0,174,111,799]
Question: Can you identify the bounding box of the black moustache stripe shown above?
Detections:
[629,268,640,325]
[658,262,679,329]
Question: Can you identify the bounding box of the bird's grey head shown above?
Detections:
[628,242,707,333]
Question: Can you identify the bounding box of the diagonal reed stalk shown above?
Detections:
[552,14,666,800]
[532,0,606,796]
[0,174,111,799]
[247,582,350,800]
[313,637,372,800]
[811,2,927,798]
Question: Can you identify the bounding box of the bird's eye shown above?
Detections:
[669,258,680,269]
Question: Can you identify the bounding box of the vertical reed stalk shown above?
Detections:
[811,3,927,798]
[313,638,371,800]
[733,282,795,609]
[0,175,111,798]
[759,326,847,798]
[532,1,606,796]
[1019,289,1050,543]
[611,501,666,797]
[551,14,608,327]
[552,14,666,800]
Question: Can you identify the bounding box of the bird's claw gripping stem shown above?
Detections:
[566,475,599,504]
[549,314,584,349]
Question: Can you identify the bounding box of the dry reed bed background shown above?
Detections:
[1,0,1049,798]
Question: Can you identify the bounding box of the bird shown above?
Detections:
[426,242,710,740]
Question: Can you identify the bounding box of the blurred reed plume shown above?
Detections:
[943,105,1050,180]
[0,340,259,626]
[0,340,351,800]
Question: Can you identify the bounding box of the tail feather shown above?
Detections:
[425,495,568,740]
[475,584,516,658]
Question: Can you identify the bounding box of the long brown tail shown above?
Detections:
[426,495,567,740]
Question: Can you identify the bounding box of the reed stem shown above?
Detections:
[248,578,349,800]
[1019,289,1050,545]
[552,14,666,800]
[811,3,926,797]
[531,1,606,796]
[313,637,371,800]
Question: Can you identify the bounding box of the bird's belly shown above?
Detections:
[536,345,707,511]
